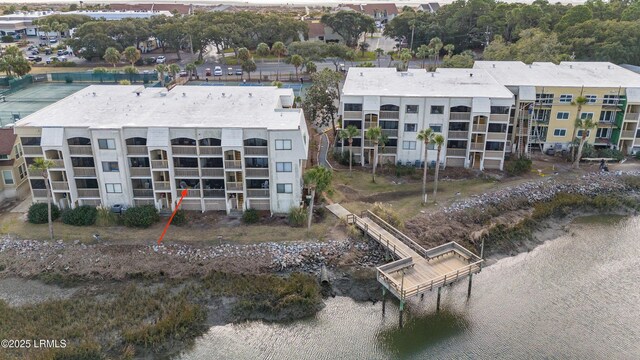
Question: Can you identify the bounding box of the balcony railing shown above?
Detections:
[199,146,222,155]
[246,189,270,198]
[68,145,92,156]
[380,146,397,154]
[151,160,168,169]
[598,119,616,125]
[244,146,268,156]
[28,168,44,177]
[489,114,509,122]
[201,168,224,177]
[32,189,49,198]
[531,118,550,124]
[22,146,42,155]
[624,113,639,121]
[51,181,69,191]
[448,130,469,139]
[446,148,466,156]
[127,145,147,155]
[450,112,471,121]
[77,188,100,198]
[225,160,242,169]
[364,121,377,129]
[484,150,504,158]
[226,182,243,191]
[203,189,225,198]
[379,111,399,119]
[48,159,65,168]
[471,142,484,151]
[487,132,507,141]
[73,167,96,177]
[154,181,170,191]
[343,111,363,119]
[133,189,153,197]
[246,168,269,177]
[174,168,199,177]
[381,129,398,137]
[134,199,155,206]
[172,145,197,155]
[472,124,487,132]
[130,167,151,177]
[620,130,635,139]
[185,189,201,198]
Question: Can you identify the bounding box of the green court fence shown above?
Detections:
[50,72,167,84]
[0,75,34,96]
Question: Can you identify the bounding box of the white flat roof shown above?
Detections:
[474,61,640,88]
[341,67,514,99]
[15,85,303,131]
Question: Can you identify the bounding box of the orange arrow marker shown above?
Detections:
[157,188,188,245]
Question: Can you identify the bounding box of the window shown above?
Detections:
[243,138,268,146]
[603,95,619,105]
[559,94,573,103]
[599,111,615,122]
[276,162,292,172]
[98,139,116,149]
[275,139,292,150]
[580,112,594,120]
[488,123,507,133]
[0,154,7,160]
[429,124,442,133]
[406,105,419,114]
[18,164,26,180]
[14,144,22,159]
[577,130,591,137]
[276,183,292,193]
[404,123,417,132]
[532,109,550,122]
[490,106,510,114]
[430,105,444,114]
[102,161,119,172]
[535,93,553,104]
[105,183,122,193]
[344,103,363,111]
[553,129,567,137]
[402,141,416,150]
[2,170,14,185]
[595,128,610,138]
[585,95,597,103]
[557,112,570,120]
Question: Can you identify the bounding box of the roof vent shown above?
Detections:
[431,72,434,77]
[529,64,532,68]
[92,92,96,97]
[359,72,363,76]
[182,92,186,97]
[159,92,167,97]
[607,65,611,70]
[569,65,573,69]
[135,91,141,96]
[222,92,226,98]
[492,63,495,68]
[469,73,473,77]
[249,92,252,97]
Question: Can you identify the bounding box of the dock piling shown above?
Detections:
[399,300,404,328]
[382,287,386,315]
[467,273,473,298]
[437,287,442,312]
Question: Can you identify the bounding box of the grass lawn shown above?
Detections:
[354,51,376,61]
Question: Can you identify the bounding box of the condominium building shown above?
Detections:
[474,61,640,155]
[0,127,28,203]
[14,85,309,214]
[339,68,515,170]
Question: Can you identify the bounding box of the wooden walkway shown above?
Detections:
[346,209,483,301]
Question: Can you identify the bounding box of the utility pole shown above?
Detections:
[483,26,491,49]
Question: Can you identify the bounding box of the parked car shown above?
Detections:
[57,49,64,56]
[31,50,39,55]
[235,69,243,76]
[156,55,166,64]
[27,56,42,62]
[205,68,211,76]
[44,48,52,55]
[58,55,67,62]
[49,38,57,44]
[213,66,222,76]
[46,56,58,64]
[227,67,233,75]
[179,70,188,77]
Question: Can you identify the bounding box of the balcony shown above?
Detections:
[48,159,65,169]
[134,199,155,206]
[130,167,151,177]
[68,145,92,156]
[22,146,42,156]
[380,146,397,154]
[531,118,550,124]
[151,160,168,169]
[246,189,270,198]
[246,168,269,177]
[225,160,242,169]
[364,121,377,129]
[203,189,225,198]
[447,148,466,156]
[450,112,471,121]
[174,168,199,177]
[471,142,484,151]
[32,189,49,198]
[598,119,616,126]
[74,167,96,177]
[172,146,197,155]
[624,113,639,121]
[77,188,100,198]
[620,130,635,139]
[381,129,398,137]
[244,146,268,156]
[484,150,504,158]
[379,111,399,119]
[133,189,153,197]
[28,168,43,177]
[487,132,507,141]
[226,182,243,191]
[448,130,469,139]
[154,181,171,191]
[199,146,222,155]
[127,145,148,155]
[343,111,363,119]
[51,181,69,191]
[185,189,201,198]
[201,168,224,177]
[489,114,509,122]
[472,124,487,132]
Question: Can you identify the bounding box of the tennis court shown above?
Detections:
[0,83,88,126]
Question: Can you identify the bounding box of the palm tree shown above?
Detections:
[573,117,597,169]
[431,134,445,202]
[365,126,383,183]
[359,42,370,57]
[444,44,455,57]
[272,41,286,79]
[416,45,429,69]
[339,125,360,176]
[155,64,168,86]
[28,158,54,241]
[570,96,588,161]
[375,48,385,67]
[103,47,121,68]
[185,63,197,79]
[291,54,304,78]
[168,64,180,79]
[123,46,141,67]
[256,42,270,63]
[417,128,435,204]
[304,166,333,229]
[378,134,389,174]
[398,49,412,71]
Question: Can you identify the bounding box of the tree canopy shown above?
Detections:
[321,11,376,47]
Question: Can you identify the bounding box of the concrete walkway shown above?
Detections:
[318,132,333,169]
[326,203,351,220]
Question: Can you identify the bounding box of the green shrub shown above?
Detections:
[371,202,404,229]
[288,207,308,227]
[635,152,640,160]
[1,35,14,43]
[171,209,187,226]
[28,202,60,224]
[61,205,97,226]
[64,75,73,83]
[597,148,624,161]
[578,143,597,159]
[122,205,159,228]
[95,206,118,227]
[54,61,77,68]
[394,164,416,177]
[333,150,353,166]
[242,208,259,224]
[505,156,532,176]
[622,175,640,190]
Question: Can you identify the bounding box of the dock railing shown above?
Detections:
[361,210,431,259]
[347,213,408,259]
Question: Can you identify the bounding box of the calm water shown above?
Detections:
[181,215,640,359]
